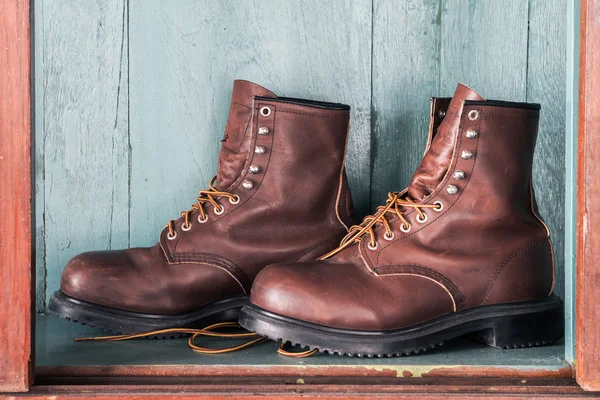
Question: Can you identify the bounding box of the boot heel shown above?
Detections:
[468,305,564,349]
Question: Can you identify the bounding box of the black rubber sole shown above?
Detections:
[48,290,248,337]
[238,295,564,357]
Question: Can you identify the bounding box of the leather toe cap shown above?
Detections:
[250,260,385,330]
[250,260,456,331]
[60,250,133,305]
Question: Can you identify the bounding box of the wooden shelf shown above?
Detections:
[35,313,571,380]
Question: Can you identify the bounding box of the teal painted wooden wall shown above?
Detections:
[34,0,568,316]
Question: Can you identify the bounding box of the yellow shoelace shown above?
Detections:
[76,322,316,357]
[75,322,268,355]
[318,191,440,260]
[166,176,238,239]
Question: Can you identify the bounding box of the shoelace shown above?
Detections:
[319,191,441,260]
[75,322,269,354]
[77,193,438,358]
[166,176,239,238]
[75,322,316,357]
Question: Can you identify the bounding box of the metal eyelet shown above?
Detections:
[198,214,208,223]
[384,231,395,241]
[214,205,225,215]
[465,129,478,139]
[249,165,260,174]
[229,195,240,204]
[167,232,177,240]
[468,110,479,120]
[438,109,446,118]
[433,200,444,212]
[461,150,473,160]
[254,146,266,155]
[260,106,271,117]
[367,242,379,251]
[242,180,254,190]
[453,170,465,180]
[181,223,192,232]
[400,223,411,233]
[447,184,458,195]
[416,213,428,223]
[258,127,269,135]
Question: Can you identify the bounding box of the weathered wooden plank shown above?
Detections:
[576,0,600,391]
[371,0,441,208]
[128,0,372,246]
[0,0,32,391]
[41,1,129,306]
[440,0,529,100]
[527,0,567,298]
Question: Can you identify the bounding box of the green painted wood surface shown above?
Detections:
[371,0,441,207]
[527,0,567,302]
[36,313,568,371]
[35,1,130,309]
[34,0,571,355]
[127,0,373,246]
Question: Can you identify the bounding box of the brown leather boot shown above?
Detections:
[48,80,356,335]
[240,83,564,357]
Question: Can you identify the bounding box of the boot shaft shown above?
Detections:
[163,84,356,282]
[369,98,553,308]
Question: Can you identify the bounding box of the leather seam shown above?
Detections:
[272,109,347,119]
[481,238,547,305]
[171,261,247,295]
[374,272,457,312]
[476,112,539,118]
[292,234,342,262]
[170,252,252,293]
[334,123,351,230]
[255,99,349,113]
[374,264,466,311]
[232,101,252,109]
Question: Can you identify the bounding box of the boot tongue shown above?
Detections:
[215,80,277,190]
[407,83,484,201]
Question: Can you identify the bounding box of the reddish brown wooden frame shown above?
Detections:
[0,0,33,393]
[576,0,600,392]
[1,0,599,397]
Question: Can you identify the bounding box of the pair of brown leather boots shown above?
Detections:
[49,80,563,357]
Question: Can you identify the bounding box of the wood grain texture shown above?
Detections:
[527,0,567,299]
[576,0,600,391]
[39,1,130,306]
[128,0,372,247]
[440,0,529,99]
[371,0,441,207]
[0,0,32,392]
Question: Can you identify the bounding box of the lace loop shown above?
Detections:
[166,176,238,237]
[74,322,269,355]
[319,192,440,260]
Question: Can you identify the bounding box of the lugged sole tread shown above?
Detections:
[239,297,564,357]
